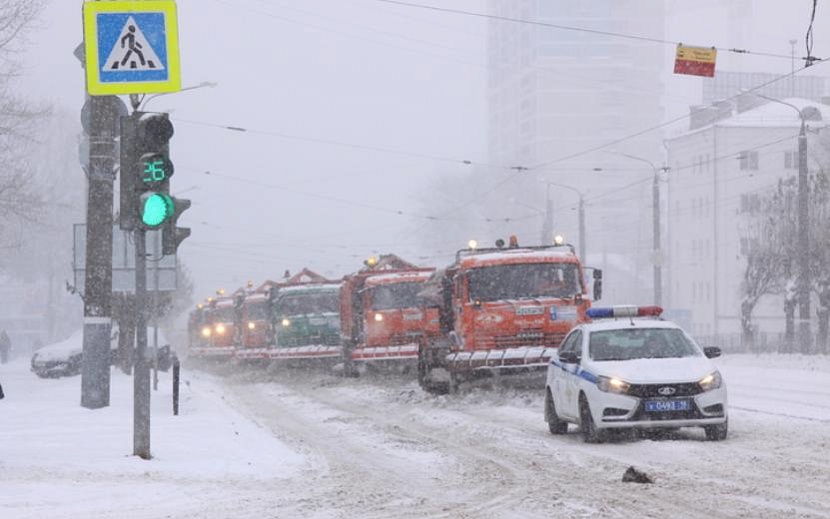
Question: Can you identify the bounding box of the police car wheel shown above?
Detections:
[545,390,568,434]
[579,395,603,443]
[704,420,728,441]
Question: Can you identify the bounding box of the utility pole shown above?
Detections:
[797,113,811,352]
[134,224,151,459]
[578,196,586,262]
[541,183,554,245]
[752,93,811,351]
[652,171,662,307]
[81,94,117,410]
[605,152,665,306]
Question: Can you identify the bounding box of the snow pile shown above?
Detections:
[0,358,305,518]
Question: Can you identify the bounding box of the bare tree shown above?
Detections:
[0,0,48,244]
[739,209,785,352]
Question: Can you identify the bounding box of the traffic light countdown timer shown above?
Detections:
[119,112,190,253]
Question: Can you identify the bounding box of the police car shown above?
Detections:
[544,306,728,442]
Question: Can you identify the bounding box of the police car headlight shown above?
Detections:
[698,371,722,392]
[597,376,631,395]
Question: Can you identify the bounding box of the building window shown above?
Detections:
[739,150,759,170]
[784,150,799,170]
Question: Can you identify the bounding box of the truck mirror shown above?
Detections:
[593,269,603,301]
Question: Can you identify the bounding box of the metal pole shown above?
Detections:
[653,170,662,306]
[153,234,159,391]
[134,227,152,459]
[797,120,811,352]
[81,94,116,410]
[578,195,586,262]
[542,183,553,245]
[172,355,180,416]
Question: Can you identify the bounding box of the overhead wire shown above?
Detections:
[364,0,824,63]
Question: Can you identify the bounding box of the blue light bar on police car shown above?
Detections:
[586,306,663,319]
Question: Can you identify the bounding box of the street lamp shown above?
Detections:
[539,179,586,260]
[751,93,811,345]
[141,81,219,110]
[604,151,668,306]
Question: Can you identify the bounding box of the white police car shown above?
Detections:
[545,306,728,442]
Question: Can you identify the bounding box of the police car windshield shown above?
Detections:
[370,282,423,311]
[589,328,700,361]
[276,292,339,316]
[468,264,579,302]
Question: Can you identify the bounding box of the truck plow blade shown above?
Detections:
[267,345,342,360]
[233,348,271,360]
[189,347,236,358]
[351,344,418,362]
[447,346,558,372]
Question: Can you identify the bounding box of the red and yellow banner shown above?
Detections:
[674,44,717,78]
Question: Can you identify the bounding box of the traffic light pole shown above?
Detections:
[81,95,117,409]
[134,226,152,459]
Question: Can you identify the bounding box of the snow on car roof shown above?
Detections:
[579,319,682,333]
[364,271,433,287]
[459,249,577,269]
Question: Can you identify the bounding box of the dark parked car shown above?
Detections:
[31,329,172,379]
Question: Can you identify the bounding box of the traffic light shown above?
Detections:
[135,113,174,229]
[119,111,175,230]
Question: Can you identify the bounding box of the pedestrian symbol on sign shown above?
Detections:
[105,17,164,72]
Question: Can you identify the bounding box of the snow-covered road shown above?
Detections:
[2,354,829,518]
[219,354,830,519]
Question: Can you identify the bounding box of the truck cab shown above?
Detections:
[418,239,601,394]
[233,290,276,360]
[340,254,437,367]
[274,283,341,348]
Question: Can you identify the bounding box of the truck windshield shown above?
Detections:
[468,263,580,302]
[369,282,423,311]
[589,328,700,361]
[276,292,339,316]
[209,307,236,324]
[246,302,270,321]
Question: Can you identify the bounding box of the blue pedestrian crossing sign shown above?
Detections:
[83,1,181,96]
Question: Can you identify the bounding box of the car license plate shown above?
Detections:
[645,399,691,412]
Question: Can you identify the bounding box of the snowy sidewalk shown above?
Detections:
[0,358,305,519]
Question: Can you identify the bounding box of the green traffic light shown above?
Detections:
[141,193,173,227]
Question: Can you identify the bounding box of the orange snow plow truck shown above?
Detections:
[417,237,602,394]
[340,254,440,373]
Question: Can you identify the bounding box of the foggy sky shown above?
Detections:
[17,0,830,303]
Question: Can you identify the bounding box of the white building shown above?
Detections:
[665,98,830,338]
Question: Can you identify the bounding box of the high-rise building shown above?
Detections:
[485,1,666,305]
[487,0,666,168]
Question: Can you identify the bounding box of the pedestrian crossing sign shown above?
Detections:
[83,1,181,96]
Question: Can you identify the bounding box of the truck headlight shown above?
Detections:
[216,324,226,335]
[248,321,256,330]
[374,313,384,322]
[698,371,722,392]
[201,327,212,338]
[597,376,631,395]
[281,318,291,327]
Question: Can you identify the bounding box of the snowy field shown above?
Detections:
[2,353,829,518]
